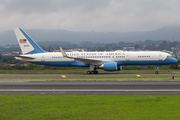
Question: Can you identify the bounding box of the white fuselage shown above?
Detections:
[17,51,172,65]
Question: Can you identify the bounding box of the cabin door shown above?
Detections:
[41,56,45,62]
[126,53,130,61]
[159,54,162,61]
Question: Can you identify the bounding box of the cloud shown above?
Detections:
[1,0,180,32]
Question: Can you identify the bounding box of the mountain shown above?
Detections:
[0,26,179,46]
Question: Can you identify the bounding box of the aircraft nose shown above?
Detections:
[171,58,178,64]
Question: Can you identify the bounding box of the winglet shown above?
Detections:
[60,47,68,57]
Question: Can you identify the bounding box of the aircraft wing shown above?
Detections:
[72,57,103,65]
[60,47,105,65]
[15,55,35,59]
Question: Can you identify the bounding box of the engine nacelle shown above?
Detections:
[103,62,121,71]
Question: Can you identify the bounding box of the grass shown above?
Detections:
[0,95,180,120]
[0,69,179,74]
[171,70,180,73]
[0,76,179,81]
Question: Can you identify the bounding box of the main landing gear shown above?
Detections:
[155,65,161,74]
[87,65,98,74]
[87,70,98,74]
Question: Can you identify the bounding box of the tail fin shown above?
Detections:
[13,28,46,55]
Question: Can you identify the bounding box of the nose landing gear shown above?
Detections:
[155,65,161,74]
[155,71,159,74]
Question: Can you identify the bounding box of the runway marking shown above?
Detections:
[61,75,66,78]
[136,75,141,77]
[1,89,180,92]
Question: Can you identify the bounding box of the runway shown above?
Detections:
[0,73,180,79]
[0,81,180,95]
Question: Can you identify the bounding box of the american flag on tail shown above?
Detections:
[19,39,26,43]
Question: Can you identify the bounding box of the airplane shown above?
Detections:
[13,28,178,74]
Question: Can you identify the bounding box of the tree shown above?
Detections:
[158,40,171,51]
[134,44,140,49]
[0,54,2,60]
[1,56,16,64]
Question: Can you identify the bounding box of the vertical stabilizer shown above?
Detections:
[14,28,45,55]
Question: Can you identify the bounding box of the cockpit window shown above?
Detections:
[167,56,173,58]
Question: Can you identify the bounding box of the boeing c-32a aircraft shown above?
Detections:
[14,28,178,74]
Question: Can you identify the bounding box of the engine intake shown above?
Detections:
[103,62,121,71]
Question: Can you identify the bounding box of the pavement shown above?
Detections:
[1,81,180,95]
[0,73,180,79]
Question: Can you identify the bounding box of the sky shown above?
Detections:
[1,0,180,32]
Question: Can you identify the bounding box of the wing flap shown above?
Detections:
[73,58,103,65]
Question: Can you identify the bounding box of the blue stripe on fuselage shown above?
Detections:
[32,61,89,67]
[32,58,177,67]
[116,58,178,65]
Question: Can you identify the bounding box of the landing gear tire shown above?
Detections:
[95,71,98,74]
[87,71,91,74]
[91,71,94,74]
[155,71,159,74]
[87,71,98,74]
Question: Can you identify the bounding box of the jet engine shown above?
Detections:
[99,62,121,71]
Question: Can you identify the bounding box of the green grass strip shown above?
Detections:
[0,76,180,81]
[0,95,180,120]
[0,69,179,74]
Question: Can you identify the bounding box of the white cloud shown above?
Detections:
[1,0,180,32]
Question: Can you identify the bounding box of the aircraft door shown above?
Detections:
[41,56,45,62]
[159,53,162,61]
[126,53,130,61]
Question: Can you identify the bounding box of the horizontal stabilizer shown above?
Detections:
[15,55,35,59]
